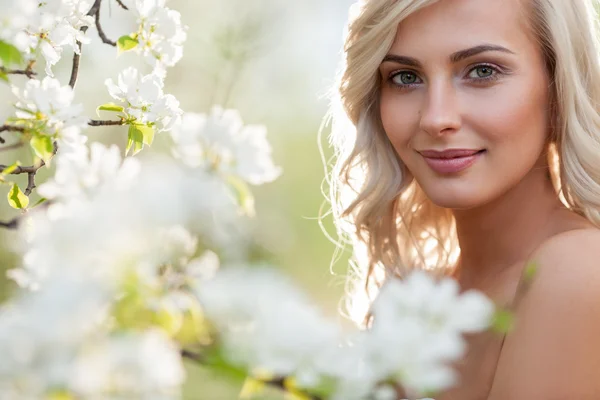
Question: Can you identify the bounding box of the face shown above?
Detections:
[378,0,551,209]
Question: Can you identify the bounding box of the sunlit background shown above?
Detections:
[0,0,357,398]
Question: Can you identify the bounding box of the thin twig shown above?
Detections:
[0,164,39,175]
[95,5,116,46]
[0,141,57,202]
[0,126,26,148]
[88,119,125,126]
[0,66,36,79]
[69,0,103,88]
[24,172,36,196]
[181,349,205,363]
[0,217,19,229]
[115,0,128,10]
[69,49,83,88]
[0,200,53,230]
[0,125,26,134]
[0,142,25,152]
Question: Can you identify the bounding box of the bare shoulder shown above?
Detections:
[532,227,600,269]
[489,227,600,399]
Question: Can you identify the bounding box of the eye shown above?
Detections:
[467,65,498,80]
[390,71,422,87]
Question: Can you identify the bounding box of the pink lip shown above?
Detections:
[420,149,485,174]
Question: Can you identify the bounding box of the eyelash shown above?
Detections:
[386,63,504,90]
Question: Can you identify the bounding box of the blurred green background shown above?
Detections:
[0,0,356,399]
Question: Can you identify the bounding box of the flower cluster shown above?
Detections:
[20,0,95,75]
[105,67,182,131]
[0,0,37,52]
[37,142,141,218]
[170,107,282,185]
[132,0,188,71]
[10,76,87,149]
[198,266,494,400]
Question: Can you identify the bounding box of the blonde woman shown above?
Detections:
[328,0,600,398]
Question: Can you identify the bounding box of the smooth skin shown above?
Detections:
[378,0,600,398]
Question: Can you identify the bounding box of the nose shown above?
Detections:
[419,79,461,137]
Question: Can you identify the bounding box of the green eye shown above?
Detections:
[394,72,419,85]
[471,66,494,78]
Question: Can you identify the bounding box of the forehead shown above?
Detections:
[391,0,532,55]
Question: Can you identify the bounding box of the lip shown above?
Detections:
[419,149,486,174]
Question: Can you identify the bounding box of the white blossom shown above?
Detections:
[170,107,282,185]
[197,267,340,377]
[71,330,185,399]
[132,0,187,70]
[10,156,241,290]
[372,270,495,335]
[24,0,94,75]
[360,270,495,396]
[0,0,37,52]
[0,273,112,399]
[105,67,182,131]
[11,76,87,142]
[37,142,141,218]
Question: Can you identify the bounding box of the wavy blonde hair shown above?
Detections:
[324,0,600,324]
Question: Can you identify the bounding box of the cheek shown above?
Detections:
[469,80,550,157]
[379,92,420,154]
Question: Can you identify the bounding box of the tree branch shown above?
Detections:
[0,142,25,152]
[0,65,36,79]
[0,164,39,175]
[0,125,26,134]
[0,217,20,229]
[88,119,125,126]
[115,0,129,10]
[69,0,102,88]
[181,350,324,400]
[0,125,26,144]
[69,46,84,88]
[95,5,117,46]
[24,171,37,196]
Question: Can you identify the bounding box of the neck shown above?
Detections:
[452,155,565,285]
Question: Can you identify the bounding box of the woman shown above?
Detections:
[327,0,600,398]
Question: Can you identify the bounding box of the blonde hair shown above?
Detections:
[324,0,600,324]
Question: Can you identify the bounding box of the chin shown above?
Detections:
[418,183,489,210]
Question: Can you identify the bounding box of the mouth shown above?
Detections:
[419,149,486,159]
[420,149,486,174]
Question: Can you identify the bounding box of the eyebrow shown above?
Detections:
[381,44,516,68]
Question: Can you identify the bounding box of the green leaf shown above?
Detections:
[239,377,267,399]
[126,124,154,156]
[7,183,28,209]
[96,102,125,117]
[225,175,255,216]
[31,197,47,208]
[283,378,315,400]
[1,161,20,175]
[0,40,23,66]
[491,308,515,334]
[0,71,8,83]
[522,261,538,285]
[173,298,211,345]
[117,34,139,53]
[29,135,54,165]
[139,124,154,145]
[126,125,143,156]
